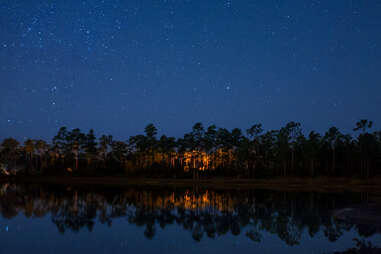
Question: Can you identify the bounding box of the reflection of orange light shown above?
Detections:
[185,194,191,202]
[202,191,209,203]
[67,167,72,172]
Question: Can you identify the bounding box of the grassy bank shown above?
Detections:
[2,176,381,193]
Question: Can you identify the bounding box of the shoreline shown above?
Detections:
[2,176,381,193]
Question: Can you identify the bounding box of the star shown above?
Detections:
[0,0,379,140]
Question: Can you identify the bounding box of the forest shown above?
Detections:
[0,119,380,179]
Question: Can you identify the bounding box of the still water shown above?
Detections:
[0,183,380,253]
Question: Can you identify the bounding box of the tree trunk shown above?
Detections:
[283,161,287,177]
[310,159,314,177]
[291,149,294,171]
[332,148,335,176]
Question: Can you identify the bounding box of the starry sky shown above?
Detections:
[1,0,381,140]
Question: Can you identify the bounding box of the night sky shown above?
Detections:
[1,0,381,140]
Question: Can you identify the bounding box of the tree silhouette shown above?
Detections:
[1,138,22,171]
[324,127,342,176]
[305,131,321,177]
[1,120,381,179]
[354,119,373,133]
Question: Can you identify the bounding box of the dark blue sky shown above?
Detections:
[1,0,380,140]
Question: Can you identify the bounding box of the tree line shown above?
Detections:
[1,119,380,178]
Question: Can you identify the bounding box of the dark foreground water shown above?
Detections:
[0,183,380,254]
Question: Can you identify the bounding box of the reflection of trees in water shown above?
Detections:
[0,183,380,245]
[52,202,97,233]
[327,239,381,254]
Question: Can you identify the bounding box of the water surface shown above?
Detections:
[0,183,380,253]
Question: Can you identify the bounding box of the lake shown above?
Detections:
[0,183,380,253]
